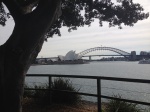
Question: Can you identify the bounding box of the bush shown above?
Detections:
[23,84,35,98]
[51,77,81,105]
[24,78,81,106]
[144,107,150,112]
[33,84,50,105]
[24,83,50,105]
[106,95,142,112]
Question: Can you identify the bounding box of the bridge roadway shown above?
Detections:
[83,55,150,61]
[82,55,130,57]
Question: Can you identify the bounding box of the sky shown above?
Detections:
[0,0,150,58]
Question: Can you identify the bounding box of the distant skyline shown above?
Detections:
[0,0,150,58]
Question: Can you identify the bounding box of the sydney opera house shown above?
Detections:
[34,50,87,65]
[49,50,86,64]
[58,50,82,61]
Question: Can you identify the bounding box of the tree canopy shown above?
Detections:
[0,0,149,39]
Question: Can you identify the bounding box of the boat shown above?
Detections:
[138,59,150,64]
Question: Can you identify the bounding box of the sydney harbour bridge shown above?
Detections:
[78,47,132,61]
[78,47,149,61]
[37,47,149,62]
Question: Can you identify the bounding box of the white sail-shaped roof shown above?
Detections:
[64,50,75,60]
[58,55,65,61]
[58,50,82,61]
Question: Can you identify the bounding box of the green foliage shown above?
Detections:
[46,0,149,37]
[24,78,81,106]
[51,77,81,105]
[106,95,142,112]
[33,84,50,105]
[0,0,149,38]
[23,84,35,97]
[143,107,150,112]
[0,3,7,26]
[24,83,50,105]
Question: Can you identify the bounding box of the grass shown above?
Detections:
[24,77,81,105]
[51,77,81,105]
[105,95,142,112]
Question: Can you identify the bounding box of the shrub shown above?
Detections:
[51,77,81,105]
[33,84,50,105]
[106,95,142,112]
[144,108,150,112]
[24,84,50,105]
[23,84,35,98]
[24,78,81,106]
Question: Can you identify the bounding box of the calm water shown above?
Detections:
[26,61,150,106]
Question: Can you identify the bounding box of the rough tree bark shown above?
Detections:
[0,0,61,112]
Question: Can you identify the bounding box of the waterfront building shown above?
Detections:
[58,50,82,61]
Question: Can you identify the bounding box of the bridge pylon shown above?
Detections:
[130,51,137,61]
[89,56,91,61]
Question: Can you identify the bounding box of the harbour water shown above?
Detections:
[26,61,150,107]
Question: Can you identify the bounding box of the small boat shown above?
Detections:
[138,59,150,64]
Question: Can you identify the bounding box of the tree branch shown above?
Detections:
[18,0,39,7]
[19,0,39,14]
[34,0,62,21]
[3,0,22,21]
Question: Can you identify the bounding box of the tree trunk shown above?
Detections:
[0,24,45,112]
[0,1,62,112]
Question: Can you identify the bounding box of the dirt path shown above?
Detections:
[22,98,99,112]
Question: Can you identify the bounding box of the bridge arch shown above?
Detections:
[78,47,130,56]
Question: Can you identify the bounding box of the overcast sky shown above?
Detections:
[0,0,150,58]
